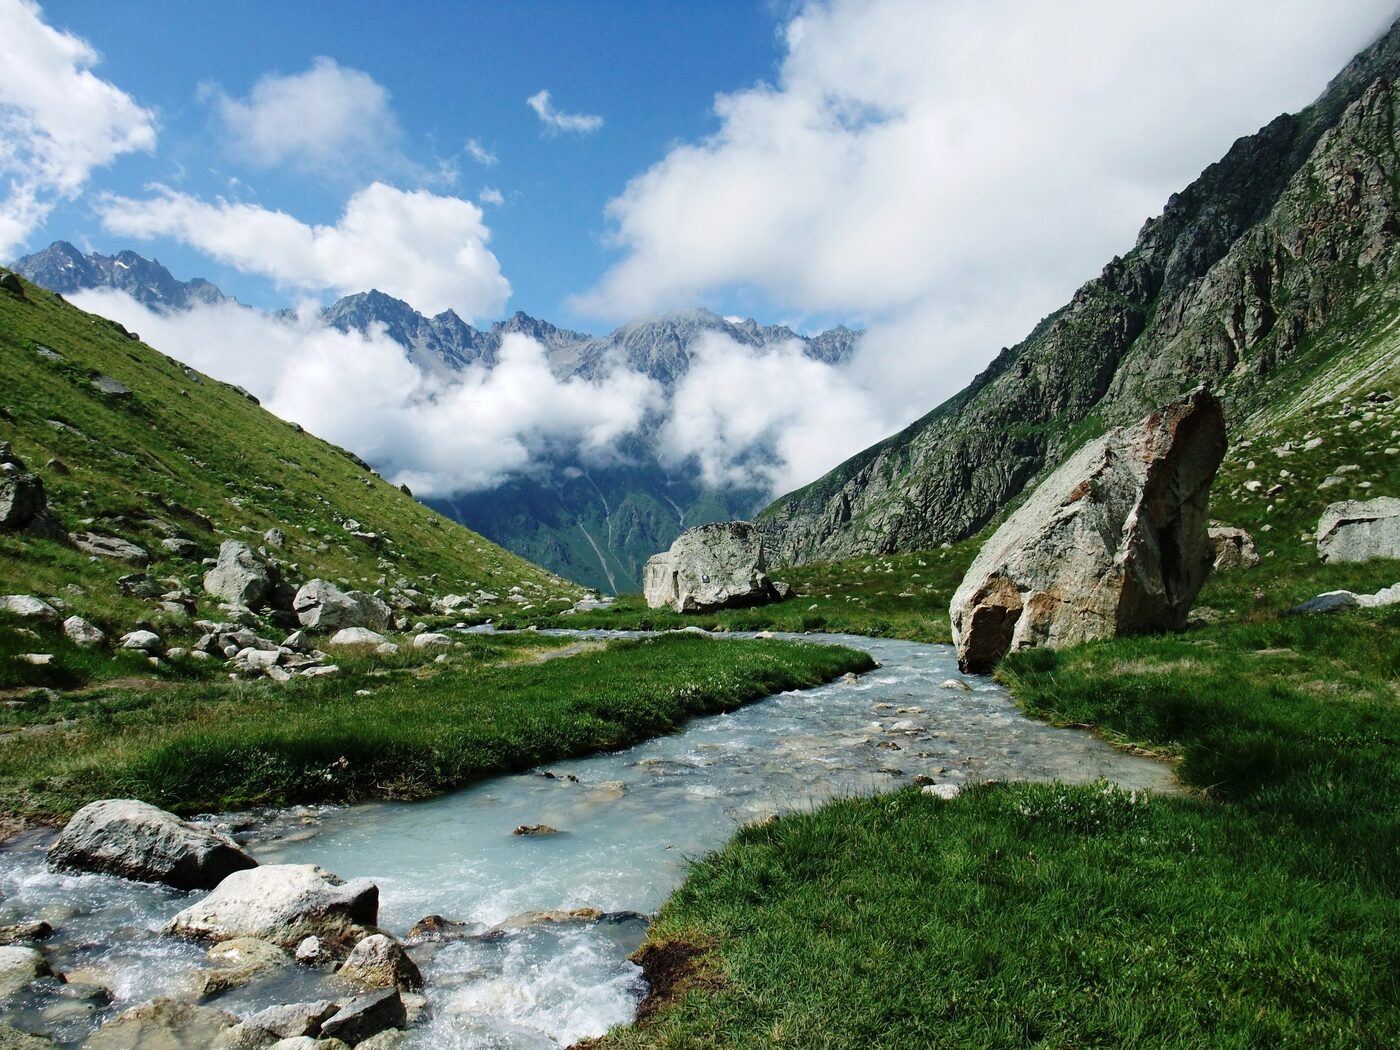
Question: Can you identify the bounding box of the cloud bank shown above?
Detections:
[0,0,156,257]
[578,0,1397,425]
[95,182,511,318]
[71,289,660,497]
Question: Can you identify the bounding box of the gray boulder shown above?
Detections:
[72,532,149,565]
[643,521,784,613]
[293,580,390,632]
[327,627,386,648]
[0,473,46,529]
[160,537,199,558]
[410,632,453,651]
[242,1001,339,1040]
[163,864,379,953]
[204,540,276,607]
[196,937,291,997]
[0,945,53,998]
[120,630,163,653]
[0,596,59,623]
[1316,496,1400,563]
[1290,582,1400,614]
[318,989,405,1045]
[1209,526,1259,571]
[950,388,1226,673]
[48,799,256,890]
[336,934,422,992]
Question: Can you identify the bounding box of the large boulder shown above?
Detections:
[0,473,46,529]
[1316,496,1400,563]
[336,933,422,992]
[1208,526,1259,571]
[204,540,276,607]
[163,864,379,953]
[72,532,149,565]
[643,521,785,612]
[293,580,391,632]
[82,997,237,1050]
[48,799,257,890]
[950,388,1226,673]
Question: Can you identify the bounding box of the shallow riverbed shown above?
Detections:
[0,631,1176,1047]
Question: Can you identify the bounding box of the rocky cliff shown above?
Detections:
[759,20,1400,565]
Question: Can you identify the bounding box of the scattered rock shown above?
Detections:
[118,572,165,598]
[48,798,257,890]
[318,989,405,1046]
[410,632,453,651]
[922,783,962,801]
[1290,582,1400,614]
[0,596,59,624]
[293,580,390,632]
[71,532,149,565]
[939,679,971,691]
[160,537,199,558]
[950,388,1225,672]
[0,921,52,946]
[512,824,559,836]
[336,934,422,992]
[643,521,787,613]
[0,474,49,532]
[204,541,277,608]
[119,630,163,653]
[0,1021,57,1047]
[1208,525,1260,571]
[164,864,379,954]
[1316,496,1400,563]
[90,375,132,398]
[62,616,105,648]
[327,628,386,648]
[263,528,287,549]
[82,997,237,1050]
[0,946,53,998]
[241,1000,338,1039]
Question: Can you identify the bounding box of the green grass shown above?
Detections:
[0,633,872,821]
[510,541,982,643]
[0,270,580,678]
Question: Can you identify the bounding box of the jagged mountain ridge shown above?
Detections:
[758,18,1400,565]
[12,243,860,592]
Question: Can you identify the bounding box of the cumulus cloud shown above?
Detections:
[659,332,890,494]
[578,0,1398,426]
[465,138,498,166]
[526,90,603,135]
[69,289,661,497]
[95,181,510,318]
[209,56,401,174]
[0,0,156,257]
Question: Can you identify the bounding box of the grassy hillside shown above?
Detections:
[0,268,581,674]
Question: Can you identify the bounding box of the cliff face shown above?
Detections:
[759,22,1400,565]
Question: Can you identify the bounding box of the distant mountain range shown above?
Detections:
[12,241,859,592]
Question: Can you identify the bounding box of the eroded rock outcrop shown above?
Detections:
[643,522,787,613]
[293,580,391,632]
[203,540,277,608]
[48,799,257,891]
[950,388,1226,673]
[1209,525,1260,571]
[1316,496,1400,563]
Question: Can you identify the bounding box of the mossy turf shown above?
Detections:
[0,633,872,822]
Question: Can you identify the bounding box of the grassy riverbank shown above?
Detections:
[0,633,872,823]
[593,572,1400,1049]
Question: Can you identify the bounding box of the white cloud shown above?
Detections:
[95,181,510,318]
[526,90,603,135]
[659,332,890,494]
[465,138,498,166]
[69,289,662,497]
[0,0,156,257]
[578,0,1398,427]
[210,56,401,174]
[479,186,504,206]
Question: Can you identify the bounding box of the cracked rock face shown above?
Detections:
[950,388,1226,673]
[643,521,780,613]
[1316,496,1400,563]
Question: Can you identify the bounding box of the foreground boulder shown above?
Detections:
[1208,525,1259,571]
[164,864,379,953]
[204,540,276,607]
[337,933,422,992]
[1316,496,1400,563]
[82,997,236,1049]
[293,580,391,632]
[643,521,787,612]
[950,388,1226,673]
[318,989,405,1045]
[48,799,257,890]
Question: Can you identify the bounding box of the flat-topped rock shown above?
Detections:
[643,521,787,613]
[49,799,257,890]
[1316,496,1400,563]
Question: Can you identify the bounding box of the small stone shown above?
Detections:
[512,824,559,836]
[921,783,961,801]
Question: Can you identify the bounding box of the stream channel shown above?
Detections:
[0,630,1177,1047]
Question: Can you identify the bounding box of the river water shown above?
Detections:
[0,631,1176,1047]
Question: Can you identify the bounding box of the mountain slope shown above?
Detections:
[0,270,579,637]
[759,20,1400,564]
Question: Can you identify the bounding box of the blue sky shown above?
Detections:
[26,1,792,330]
[4,1,1398,501]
